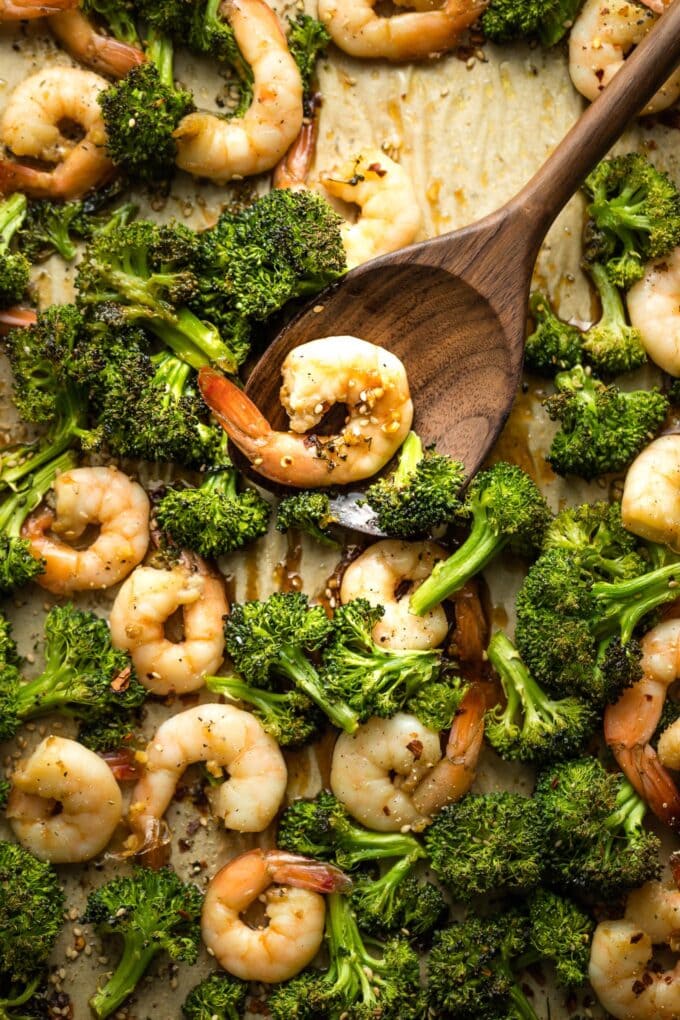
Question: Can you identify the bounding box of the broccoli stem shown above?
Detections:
[604,779,645,842]
[588,261,626,334]
[0,974,42,1017]
[410,505,504,615]
[0,193,27,252]
[277,644,359,733]
[0,389,87,490]
[340,828,424,867]
[487,631,560,733]
[145,31,174,87]
[392,431,423,487]
[89,940,158,1019]
[507,980,541,1020]
[0,449,77,536]
[206,673,287,720]
[354,852,418,909]
[592,562,680,644]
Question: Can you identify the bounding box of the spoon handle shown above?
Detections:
[511,0,680,244]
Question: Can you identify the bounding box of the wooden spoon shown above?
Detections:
[204,3,680,532]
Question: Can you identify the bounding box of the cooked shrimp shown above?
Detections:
[0,306,36,336]
[569,0,680,114]
[199,337,413,488]
[621,436,680,552]
[109,560,228,695]
[604,618,680,830]
[320,151,422,269]
[628,247,680,376]
[0,66,114,199]
[589,880,680,1019]
[202,849,351,982]
[173,0,303,181]
[330,685,487,831]
[126,704,287,855]
[318,0,487,61]
[21,465,150,594]
[340,540,449,651]
[48,9,145,78]
[6,736,123,863]
[0,0,76,19]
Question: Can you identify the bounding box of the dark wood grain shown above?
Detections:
[242,2,680,521]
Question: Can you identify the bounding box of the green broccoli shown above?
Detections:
[0,194,29,309]
[424,792,545,900]
[410,461,551,615]
[482,0,584,44]
[286,14,330,108]
[188,0,253,114]
[581,261,647,374]
[196,189,346,324]
[582,153,680,288]
[0,779,9,810]
[350,865,447,940]
[206,674,323,748]
[0,841,64,1014]
[99,33,194,183]
[276,491,339,547]
[485,631,595,762]
[535,758,661,898]
[224,592,358,732]
[155,464,270,558]
[82,0,139,43]
[82,867,203,1019]
[182,973,248,1020]
[321,598,442,720]
[524,291,583,376]
[0,604,146,743]
[544,364,668,479]
[541,501,646,581]
[17,198,137,263]
[405,675,468,732]
[76,219,243,373]
[267,893,425,1020]
[77,712,143,754]
[363,431,464,538]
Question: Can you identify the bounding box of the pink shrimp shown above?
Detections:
[48,9,145,79]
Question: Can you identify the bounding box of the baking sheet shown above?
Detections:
[2,5,679,1015]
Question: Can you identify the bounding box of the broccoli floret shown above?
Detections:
[526,888,594,987]
[267,893,424,1020]
[363,431,464,538]
[482,0,583,44]
[544,363,668,479]
[524,291,583,376]
[276,490,339,547]
[405,676,467,732]
[206,674,323,748]
[77,712,142,754]
[133,0,192,37]
[196,189,346,323]
[156,465,270,557]
[286,14,330,108]
[535,758,661,898]
[99,34,194,183]
[0,450,78,595]
[188,0,253,113]
[582,153,680,288]
[321,598,442,720]
[424,793,545,901]
[0,603,146,744]
[485,631,595,762]
[182,972,248,1020]
[18,198,137,263]
[542,501,646,581]
[410,462,551,615]
[76,219,241,373]
[0,779,9,810]
[581,261,647,375]
[224,592,358,732]
[0,194,29,309]
[0,840,64,990]
[82,867,203,1019]
[82,0,138,43]
[350,865,446,939]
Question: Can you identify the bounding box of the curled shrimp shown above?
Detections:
[173,0,303,182]
[202,849,351,982]
[48,9,145,79]
[21,465,150,594]
[199,337,413,488]
[589,880,680,1019]
[318,0,487,61]
[127,703,287,856]
[604,618,680,831]
[569,0,680,115]
[628,247,680,376]
[0,0,76,19]
[109,559,228,695]
[0,67,114,199]
[330,685,487,831]
[340,540,449,651]
[6,736,123,863]
[621,435,680,552]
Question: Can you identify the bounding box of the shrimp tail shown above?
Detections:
[0,159,52,198]
[3,0,78,18]
[119,816,172,868]
[613,743,680,832]
[273,97,320,191]
[0,307,37,336]
[198,367,273,450]
[266,850,353,894]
